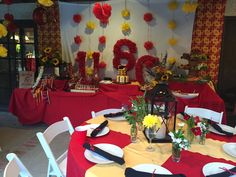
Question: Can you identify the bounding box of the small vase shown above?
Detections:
[186,127,194,144]
[130,124,137,143]
[199,133,206,145]
[172,144,181,162]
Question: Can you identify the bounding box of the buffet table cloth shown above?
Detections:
[66,116,236,177]
[9,81,226,126]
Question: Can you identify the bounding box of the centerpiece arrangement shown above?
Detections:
[169,123,190,162]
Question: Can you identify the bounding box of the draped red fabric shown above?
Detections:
[191,0,227,83]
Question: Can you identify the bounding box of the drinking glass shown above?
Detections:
[146,126,157,152]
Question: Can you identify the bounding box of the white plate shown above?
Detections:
[106,115,126,121]
[209,124,236,136]
[203,162,235,176]
[172,91,199,99]
[133,164,172,174]
[223,143,236,158]
[86,124,109,137]
[84,143,123,164]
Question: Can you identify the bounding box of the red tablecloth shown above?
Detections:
[9,81,226,126]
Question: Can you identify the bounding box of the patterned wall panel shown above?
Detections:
[191,0,226,83]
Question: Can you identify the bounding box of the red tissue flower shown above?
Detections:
[93,3,112,24]
[98,61,106,69]
[99,35,106,44]
[144,41,154,50]
[73,14,82,23]
[74,35,82,45]
[144,12,153,22]
[4,13,14,21]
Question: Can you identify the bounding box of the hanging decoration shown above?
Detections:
[143,12,153,23]
[98,61,106,69]
[86,67,94,76]
[87,50,94,60]
[99,35,106,44]
[168,20,177,30]
[144,0,154,51]
[135,55,159,84]
[121,9,130,18]
[144,41,154,51]
[73,14,82,23]
[74,35,82,45]
[113,39,137,71]
[121,22,131,33]
[86,20,96,30]
[182,1,198,14]
[0,44,8,58]
[168,0,179,11]
[2,0,17,32]
[93,2,112,24]
[37,0,54,7]
[168,37,177,46]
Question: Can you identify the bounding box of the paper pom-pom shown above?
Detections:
[3,0,12,5]
[99,35,106,44]
[182,1,198,14]
[87,50,94,59]
[86,21,96,30]
[121,22,131,32]
[121,9,130,18]
[167,57,176,65]
[86,67,94,76]
[168,38,177,46]
[93,3,112,24]
[0,44,8,57]
[0,23,8,38]
[168,0,179,11]
[73,14,82,23]
[144,41,154,50]
[168,20,177,30]
[74,35,82,45]
[144,13,153,22]
[98,61,107,68]
[4,13,14,21]
[37,0,54,7]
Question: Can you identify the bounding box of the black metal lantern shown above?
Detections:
[145,82,177,143]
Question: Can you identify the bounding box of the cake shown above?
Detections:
[116,65,129,84]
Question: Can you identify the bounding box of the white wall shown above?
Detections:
[0,3,36,20]
[59,0,195,79]
[225,0,236,16]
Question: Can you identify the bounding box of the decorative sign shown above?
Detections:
[19,71,34,88]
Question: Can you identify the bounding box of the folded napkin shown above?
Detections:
[211,123,234,137]
[104,112,124,118]
[125,168,186,177]
[206,167,236,177]
[83,143,125,165]
[90,120,108,138]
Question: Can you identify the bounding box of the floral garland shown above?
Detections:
[113,39,137,71]
[135,55,159,85]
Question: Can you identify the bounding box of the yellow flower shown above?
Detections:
[182,1,198,14]
[44,47,52,54]
[38,0,54,7]
[86,67,94,76]
[168,0,179,11]
[168,37,177,46]
[0,23,7,38]
[0,44,7,57]
[41,56,48,63]
[87,50,93,59]
[121,22,131,32]
[86,21,96,30]
[143,114,161,129]
[167,57,176,65]
[168,20,177,30]
[52,58,59,66]
[121,9,130,18]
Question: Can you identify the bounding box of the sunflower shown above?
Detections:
[44,47,52,54]
[52,58,59,66]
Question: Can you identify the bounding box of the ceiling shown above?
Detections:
[0,0,108,4]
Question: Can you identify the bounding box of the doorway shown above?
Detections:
[0,20,38,111]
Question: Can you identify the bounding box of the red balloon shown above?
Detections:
[33,7,47,25]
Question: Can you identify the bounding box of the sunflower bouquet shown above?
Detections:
[39,47,62,67]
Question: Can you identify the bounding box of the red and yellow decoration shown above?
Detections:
[113,39,137,71]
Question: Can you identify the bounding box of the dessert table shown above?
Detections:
[8,81,226,126]
[67,116,236,177]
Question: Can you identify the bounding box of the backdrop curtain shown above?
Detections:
[191,0,227,83]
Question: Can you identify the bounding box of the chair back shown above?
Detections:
[184,106,223,124]
[3,153,33,177]
[91,108,123,118]
[36,117,74,177]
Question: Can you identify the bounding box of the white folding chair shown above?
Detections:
[3,153,33,177]
[91,108,123,118]
[36,116,74,177]
[184,105,223,124]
